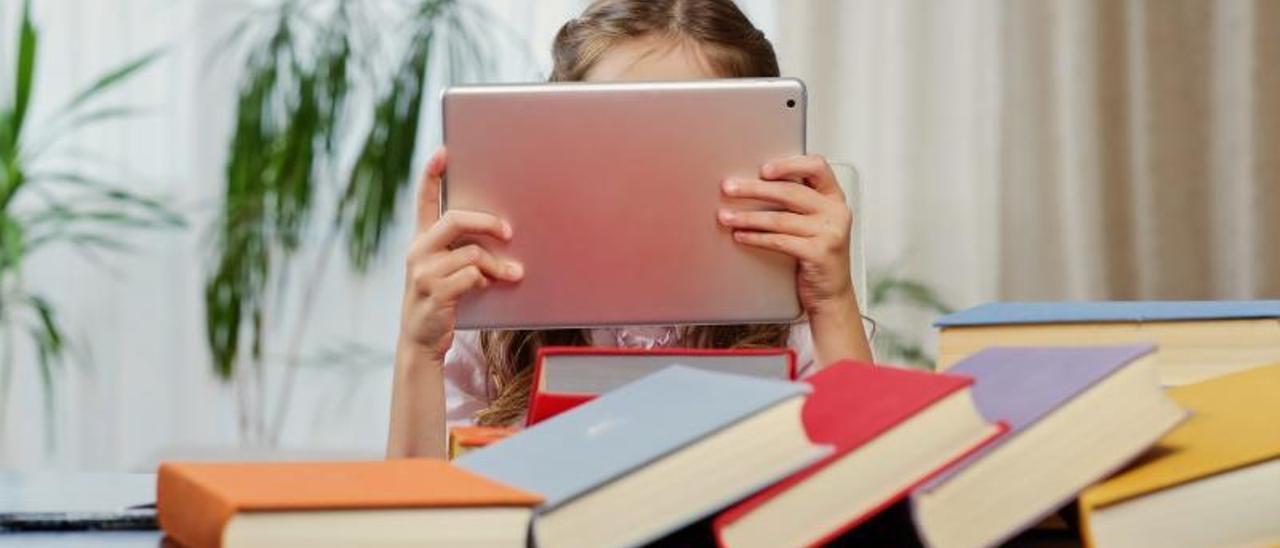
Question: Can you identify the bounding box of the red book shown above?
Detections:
[713,361,1008,548]
[526,346,796,426]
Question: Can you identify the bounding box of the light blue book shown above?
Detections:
[935,300,1280,327]
[458,365,828,548]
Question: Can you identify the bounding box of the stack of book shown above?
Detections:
[935,300,1280,385]
[154,300,1280,546]
[458,365,830,547]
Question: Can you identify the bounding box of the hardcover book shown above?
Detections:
[713,362,1005,548]
[935,300,1280,385]
[910,345,1187,548]
[157,460,541,548]
[527,346,795,425]
[459,365,828,548]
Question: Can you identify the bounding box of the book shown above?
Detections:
[1078,363,1280,547]
[527,346,796,425]
[448,426,517,460]
[910,345,1187,548]
[156,460,542,548]
[934,300,1280,385]
[712,362,1006,548]
[458,365,829,548]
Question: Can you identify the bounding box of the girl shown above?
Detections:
[388,0,872,459]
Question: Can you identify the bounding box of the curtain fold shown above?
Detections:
[775,0,1279,304]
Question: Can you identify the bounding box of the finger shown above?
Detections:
[424,244,524,283]
[431,265,489,302]
[732,230,818,262]
[761,155,844,199]
[718,209,818,237]
[416,148,448,231]
[423,210,512,252]
[723,178,826,214]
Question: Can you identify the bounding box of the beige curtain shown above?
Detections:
[773,0,1279,305]
[1001,0,1280,300]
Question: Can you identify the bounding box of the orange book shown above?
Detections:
[449,425,517,460]
[157,459,541,548]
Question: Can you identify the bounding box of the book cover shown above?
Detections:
[527,346,796,425]
[1079,362,1280,510]
[458,365,820,511]
[157,460,541,548]
[935,300,1280,327]
[919,344,1159,489]
[714,362,1004,546]
[448,426,518,460]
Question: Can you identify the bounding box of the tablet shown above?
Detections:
[442,78,806,329]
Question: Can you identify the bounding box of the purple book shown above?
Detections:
[910,344,1186,547]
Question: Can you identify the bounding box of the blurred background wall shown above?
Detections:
[1,0,1276,470]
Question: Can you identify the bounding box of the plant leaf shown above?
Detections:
[1,110,13,160]
[870,276,953,313]
[28,295,65,360]
[63,49,163,113]
[0,213,24,270]
[340,26,433,271]
[10,0,37,145]
[29,171,185,227]
[66,105,150,130]
[23,293,65,449]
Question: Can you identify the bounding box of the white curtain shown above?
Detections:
[768,0,1004,352]
[2,0,594,470]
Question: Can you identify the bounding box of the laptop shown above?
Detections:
[442,78,806,329]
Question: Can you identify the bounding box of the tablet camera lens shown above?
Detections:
[786,99,796,108]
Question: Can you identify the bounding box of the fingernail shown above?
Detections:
[502,221,513,238]
[718,209,735,221]
[723,179,738,193]
[507,262,523,277]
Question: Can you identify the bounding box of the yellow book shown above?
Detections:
[1078,363,1280,547]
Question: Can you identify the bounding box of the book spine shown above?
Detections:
[157,464,237,548]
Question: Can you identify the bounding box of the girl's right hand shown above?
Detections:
[398,148,524,360]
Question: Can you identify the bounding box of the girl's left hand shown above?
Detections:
[718,154,855,315]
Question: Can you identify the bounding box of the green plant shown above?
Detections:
[0,0,181,442]
[204,0,500,444]
[867,269,953,369]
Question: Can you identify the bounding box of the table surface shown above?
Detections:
[1,472,1083,547]
[1,473,162,547]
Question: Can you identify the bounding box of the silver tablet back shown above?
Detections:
[442,78,805,329]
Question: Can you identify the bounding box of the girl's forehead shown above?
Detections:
[584,35,721,82]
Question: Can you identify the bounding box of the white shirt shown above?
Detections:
[443,322,817,425]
